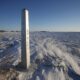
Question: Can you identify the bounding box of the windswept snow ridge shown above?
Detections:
[0,32,80,80]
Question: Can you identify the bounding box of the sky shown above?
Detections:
[0,0,80,31]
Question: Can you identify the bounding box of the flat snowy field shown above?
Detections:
[0,31,80,80]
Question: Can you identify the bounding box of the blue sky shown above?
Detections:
[0,0,80,31]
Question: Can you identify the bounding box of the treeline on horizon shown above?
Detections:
[0,30,20,32]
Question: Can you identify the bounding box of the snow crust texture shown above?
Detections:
[0,32,80,80]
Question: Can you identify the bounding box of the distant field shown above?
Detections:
[0,31,80,80]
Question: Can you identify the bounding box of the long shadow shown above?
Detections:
[30,64,45,80]
[68,68,80,80]
[30,60,53,80]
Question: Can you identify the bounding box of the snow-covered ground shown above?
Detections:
[0,31,80,80]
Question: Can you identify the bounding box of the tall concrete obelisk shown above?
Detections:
[21,9,30,69]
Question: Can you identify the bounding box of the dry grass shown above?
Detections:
[0,68,19,80]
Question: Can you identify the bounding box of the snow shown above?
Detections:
[0,32,80,80]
